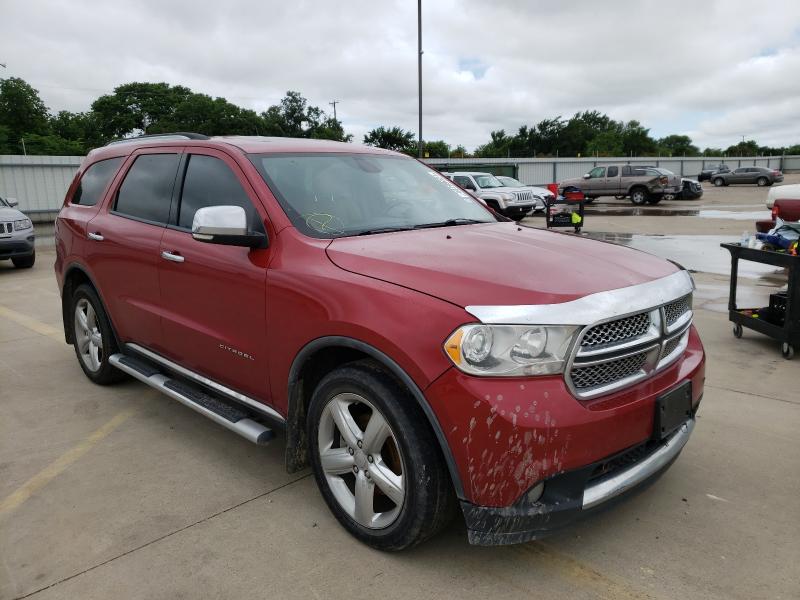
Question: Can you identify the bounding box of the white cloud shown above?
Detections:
[1,0,799,150]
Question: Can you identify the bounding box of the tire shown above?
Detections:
[510,214,526,222]
[733,324,743,339]
[713,178,725,187]
[70,284,126,385]
[11,250,35,269]
[756,177,768,187]
[630,188,649,205]
[646,197,663,205]
[782,343,794,360]
[307,362,455,551]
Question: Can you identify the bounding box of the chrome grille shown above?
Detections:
[1,222,11,234]
[661,335,682,360]
[570,352,648,390]
[512,191,533,203]
[581,313,650,348]
[664,295,691,326]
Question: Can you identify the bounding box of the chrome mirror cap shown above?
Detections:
[192,205,248,238]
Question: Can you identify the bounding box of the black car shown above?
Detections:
[698,163,730,182]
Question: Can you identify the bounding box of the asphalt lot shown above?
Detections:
[1,178,799,600]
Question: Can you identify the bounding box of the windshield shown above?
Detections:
[473,174,504,188]
[251,153,497,238]
[498,176,523,187]
[654,168,674,176]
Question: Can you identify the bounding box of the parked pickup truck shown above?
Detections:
[561,165,681,205]
[756,184,800,233]
[54,134,705,550]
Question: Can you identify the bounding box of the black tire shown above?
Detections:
[713,177,725,187]
[11,250,35,269]
[70,284,126,385]
[630,187,649,205]
[307,362,455,551]
[756,177,768,187]
[733,324,743,339]
[647,197,663,205]
[782,343,794,360]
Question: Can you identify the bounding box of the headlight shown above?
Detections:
[501,193,515,201]
[14,219,32,231]
[444,324,579,376]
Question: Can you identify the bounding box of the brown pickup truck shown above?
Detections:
[561,165,681,205]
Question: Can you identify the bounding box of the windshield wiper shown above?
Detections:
[413,218,488,229]
[356,226,416,236]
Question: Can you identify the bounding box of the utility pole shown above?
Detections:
[329,100,339,122]
[417,0,423,158]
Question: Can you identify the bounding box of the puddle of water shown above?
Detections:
[585,206,771,220]
[585,232,785,279]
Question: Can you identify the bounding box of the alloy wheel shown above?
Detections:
[74,298,103,372]
[317,392,406,529]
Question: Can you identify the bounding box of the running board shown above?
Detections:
[109,353,274,445]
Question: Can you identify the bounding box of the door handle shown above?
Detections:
[161,251,185,263]
[87,232,104,241]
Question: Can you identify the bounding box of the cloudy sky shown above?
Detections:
[2,0,800,151]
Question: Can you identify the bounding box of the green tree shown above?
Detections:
[19,133,85,155]
[725,139,759,156]
[657,134,699,156]
[91,82,194,138]
[423,140,450,158]
[0,77,50,152]
[363,126,416,153]
[450,144,468,158]
[259,91,350,141]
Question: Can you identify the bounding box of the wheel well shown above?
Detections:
[61,268,93,344]
[284,339,465,499]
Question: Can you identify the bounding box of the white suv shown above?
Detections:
[443,172,539,220]
[0,196,35,268]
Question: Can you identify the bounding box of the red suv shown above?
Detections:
[54,134,705,550]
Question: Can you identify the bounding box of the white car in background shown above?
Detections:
[496,176,552,212]
[0,196,36,268]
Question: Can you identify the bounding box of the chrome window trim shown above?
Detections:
[126,343,285,423]
[465,270,694,325]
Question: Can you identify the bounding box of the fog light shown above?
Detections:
[526,481,545,504]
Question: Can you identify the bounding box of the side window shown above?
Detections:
[178,155,259,230]
[607,166,619,177]
[115,154,179,224]
[621,166,633,176]
[588,167,605,178]
[453,176,474,190]
[71,157,124,206]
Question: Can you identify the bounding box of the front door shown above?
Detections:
[157,149,272,403]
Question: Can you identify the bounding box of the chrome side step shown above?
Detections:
[109,353,274,445]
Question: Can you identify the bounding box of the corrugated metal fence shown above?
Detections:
[0,155,82,219]
[426,155,800,186]
[1,154,799,221]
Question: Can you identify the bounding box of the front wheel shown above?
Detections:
[782,343,794,360]
[757,177,768,187]
[71,284,126,384]
[713,178,725,187]
[307,362,454,551]
[630,188,649,205]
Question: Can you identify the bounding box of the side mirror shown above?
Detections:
[583,173,591,179]
[7,197,18,207]
[192,205,267,248]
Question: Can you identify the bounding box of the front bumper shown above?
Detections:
[463,418,695,545]
[0,234,35,260]
[501,203,536,217]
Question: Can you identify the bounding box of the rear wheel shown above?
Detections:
[757,177,768,187]
[307,362,454,551]
[630,188,649,205]
[713,177,725,187]
[71,284,126,384]
[11,250,35,269]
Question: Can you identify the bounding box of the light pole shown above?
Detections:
[417,0,423,158]
[329,100,339,122]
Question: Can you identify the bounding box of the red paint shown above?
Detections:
[55,137,706,512]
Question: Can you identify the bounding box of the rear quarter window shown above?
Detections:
[71,157,124,206]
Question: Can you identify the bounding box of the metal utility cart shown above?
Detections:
[721,243,799,359]
[545,189,585,234]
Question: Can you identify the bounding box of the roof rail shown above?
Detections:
[106,132,210,146]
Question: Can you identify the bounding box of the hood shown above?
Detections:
[0,207,27,221]
[326,222,678,308]
[524,185,555,197]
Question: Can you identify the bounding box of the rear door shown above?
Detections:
[601,165,620,194]
[157,148,272,402]
[85,148,182,351]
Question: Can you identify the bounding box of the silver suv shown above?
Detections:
[0,196,35,268]
[444,171,537,220]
